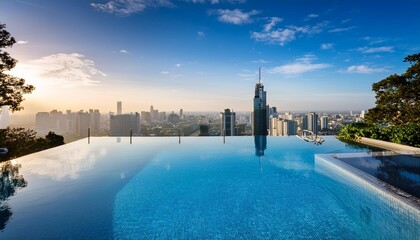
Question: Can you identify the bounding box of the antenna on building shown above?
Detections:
[258,67,262,84]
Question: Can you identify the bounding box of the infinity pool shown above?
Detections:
[0,136,419,239]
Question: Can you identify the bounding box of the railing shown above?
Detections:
[297,130,324,144]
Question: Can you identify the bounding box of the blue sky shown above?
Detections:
[1,0,419,113]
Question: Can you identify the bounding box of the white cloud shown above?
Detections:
[252,59,269,64]
[91,0,174,15]
[16,40,28,44]
[175,63,182,68]
[345,65,387,74]
[304,13,318,21]
[264,17,282,32]
[251,19,326,46]
[329,26,356,32]
[321,43,333,50]
[11,53,105,87]
[357,46,394,53]
[197,31,205,39]
[213,9,259,25]
[119,49,129,54]
[270,55,330,74]
[238,70,256,81]
[161,71,169,74]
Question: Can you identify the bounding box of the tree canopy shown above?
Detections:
[0,23,34,112]
[365,53,420,125]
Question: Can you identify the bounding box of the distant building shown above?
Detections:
[0,106,9,129]
[77,111,91,137]
[307,112,319,134]
[180,109,183,119]
[117,101,122,115]
[269,106,278,118]
[220,108,236,136]
[89,109,101,134]
[360,110,365,119]
[320,116,329,130]
[269,117,296,136]
[141,111,151,123]
[167,112,180,124]
[252,68,268,136]
[110,112,140,136]
[36,109,101,136]
[199,124,209,136]
[150,105,159,122]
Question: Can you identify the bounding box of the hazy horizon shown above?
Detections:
[2,0,419,115]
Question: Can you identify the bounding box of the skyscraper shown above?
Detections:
[110,112,141,136]
[307,112,319,134]
[320,116,328,130]
[252,68,268,136]
[117,101,122,115]
[220,108,236,136]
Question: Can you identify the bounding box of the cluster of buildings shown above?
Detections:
[35,109,101,137]
[33,69,365,138]
[219,68,362,137]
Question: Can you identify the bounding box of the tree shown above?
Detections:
[0,127,37,159]
[45,131,64,147]
[0,23,34,112]
[365,53,420,125]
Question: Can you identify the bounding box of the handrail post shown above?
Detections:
[88,127,90,144]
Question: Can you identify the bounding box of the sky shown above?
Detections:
[1,0,420,114]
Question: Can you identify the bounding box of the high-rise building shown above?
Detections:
[0,106,10,129]
[269,117,296,136]
[77,111,91,137]
[90,109,101,134]
[140,111,151,123]
[360,110,365,119]
[320,116,328,130]
[110,112,141,136]
[252,68,268,136]
[117,101,122,115]
[220,108,236,136]
[307,112,319,134]
[179,109,183,119]
[148,105,160,122]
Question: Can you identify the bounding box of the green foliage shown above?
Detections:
[365,53,420,125]
[0,127,37,159]
[45,131,65,147]
[338,123,420,147]
[0,23,34,112]
[0,128,64,160]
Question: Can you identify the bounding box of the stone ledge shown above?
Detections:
[359,137,420,153]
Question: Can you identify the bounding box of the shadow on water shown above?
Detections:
[0,161,27,230]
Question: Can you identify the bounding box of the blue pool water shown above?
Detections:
[0,136,419,239]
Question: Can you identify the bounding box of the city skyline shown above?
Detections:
[1,0,420,115]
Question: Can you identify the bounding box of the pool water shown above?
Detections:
[0,136,419,239]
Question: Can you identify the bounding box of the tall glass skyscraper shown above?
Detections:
[252,68,268,136]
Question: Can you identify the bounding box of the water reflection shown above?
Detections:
[254,136,267,157]
[338,152,420,198]
[374,153,420,198]
[254,136,267,172]
[0,161,27,230]
[23,144,107,180]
